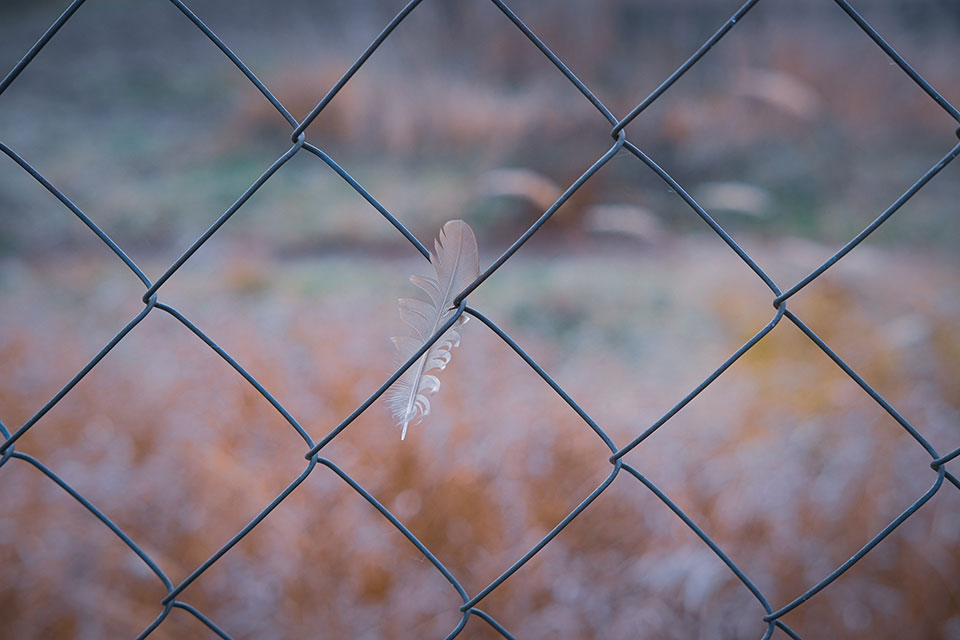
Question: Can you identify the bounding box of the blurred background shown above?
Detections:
[1,0,959,638]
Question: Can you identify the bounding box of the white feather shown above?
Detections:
[386,220,479,439]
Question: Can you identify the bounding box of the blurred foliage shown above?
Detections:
[1,244,959,639]
[0,0,958,258]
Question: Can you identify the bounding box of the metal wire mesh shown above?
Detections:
[2,1,959,638]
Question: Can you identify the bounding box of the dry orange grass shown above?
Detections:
[1,241,958,639]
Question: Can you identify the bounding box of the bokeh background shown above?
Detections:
[1,0,959,638]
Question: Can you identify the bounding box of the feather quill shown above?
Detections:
[387,220,479,439]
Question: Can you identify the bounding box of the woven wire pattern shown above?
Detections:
[2,1,959,638]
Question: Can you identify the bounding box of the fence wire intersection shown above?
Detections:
[1,0,959,638]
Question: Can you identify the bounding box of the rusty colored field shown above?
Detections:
[1,238,958,639]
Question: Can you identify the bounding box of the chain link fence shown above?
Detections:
[2,0,959,638]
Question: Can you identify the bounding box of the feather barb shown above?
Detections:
[386,220,479,439]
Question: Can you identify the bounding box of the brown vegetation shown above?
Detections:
[1,243,957,639]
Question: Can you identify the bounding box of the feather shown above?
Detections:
[386,220,479,439]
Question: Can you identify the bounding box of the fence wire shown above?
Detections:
[2,0,959,638]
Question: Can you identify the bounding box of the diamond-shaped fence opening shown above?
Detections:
[1,1,958,638]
